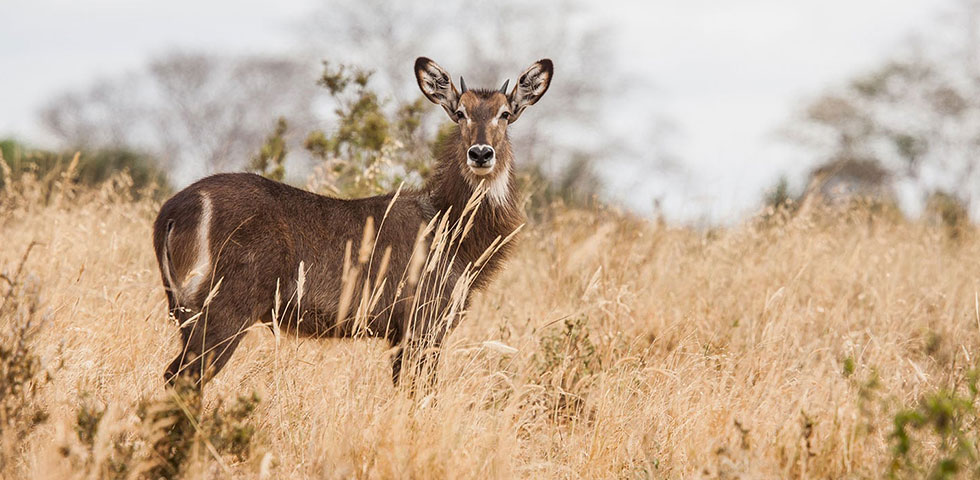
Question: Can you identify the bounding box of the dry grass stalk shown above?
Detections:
[1,173,979,478]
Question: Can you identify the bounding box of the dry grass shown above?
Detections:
[2,172,979,479]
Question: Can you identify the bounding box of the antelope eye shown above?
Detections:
[454,110,465,121]
[500,111,511,120]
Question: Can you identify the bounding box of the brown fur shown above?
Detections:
[153,57,552,387]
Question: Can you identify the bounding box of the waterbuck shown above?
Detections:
[153,57,553,387]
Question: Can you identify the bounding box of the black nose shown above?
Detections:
[467,145,495,166]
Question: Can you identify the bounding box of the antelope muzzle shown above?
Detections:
[466,144,495,174]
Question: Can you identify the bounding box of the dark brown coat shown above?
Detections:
[153,57,552,386]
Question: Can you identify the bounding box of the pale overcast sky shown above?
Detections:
[0,0,948,222]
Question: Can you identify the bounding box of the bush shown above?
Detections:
[0,242,55,476]
[0,139,168,197]
[533,315,601,421]
[853,365,980,479]
[520,154,603,221]
[303,62,432,198]
[63,381,263,479]
[249,117,289,182]
[888,369,980,479]
[926,191,970,240]
[255,61,605,214]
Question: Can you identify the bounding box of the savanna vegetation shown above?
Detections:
[3,141,980,478]
[6,3,980,474]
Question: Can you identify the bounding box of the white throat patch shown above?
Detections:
[485,164,510,207]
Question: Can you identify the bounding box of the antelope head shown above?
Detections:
[414,57,553,181]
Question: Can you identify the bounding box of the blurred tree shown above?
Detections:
[521,154,603,218]
[36,3,680,211]
[791,0,980,215]
[298,60,606,215]
[806,156,893,204]
[40,53,320,180]
[925,189,970,238]
[299,0,675,204]
[0,138,167,195]
[762,176,794,211]
[303,63,435,197]
[249,117,289,182]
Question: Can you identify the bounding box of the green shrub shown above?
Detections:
[888,369,980,479]
[257,60,605,213]
[249,117,288,182]
[854,364,980,479]
[0,138,168,196]
[303,62,432,198]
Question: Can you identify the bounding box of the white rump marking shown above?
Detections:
[180,193,213,303]
[161,235,177,299]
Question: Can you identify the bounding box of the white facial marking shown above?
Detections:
[495,104,510,124]
[181,193,213,303]
[457,103,472,126]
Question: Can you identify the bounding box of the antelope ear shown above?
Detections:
[507,59,553,123]
[414,57,460,117]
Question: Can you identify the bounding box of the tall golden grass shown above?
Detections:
[2,168,979,479]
